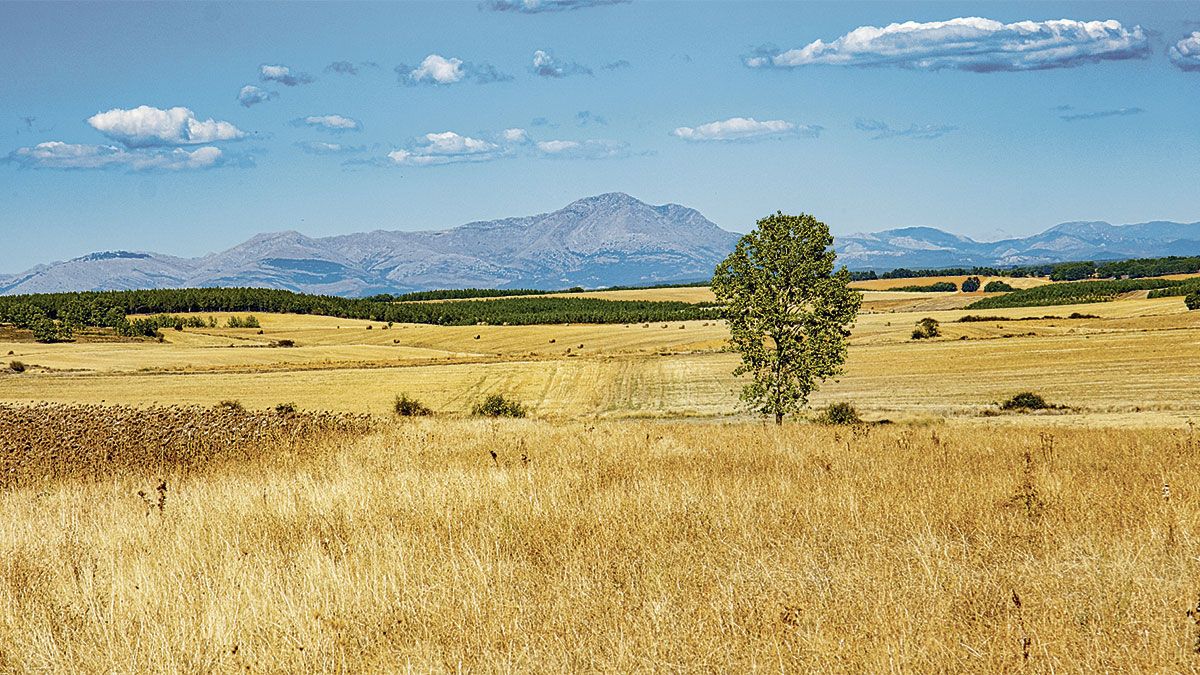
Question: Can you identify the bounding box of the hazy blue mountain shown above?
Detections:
[3,197,1199,297]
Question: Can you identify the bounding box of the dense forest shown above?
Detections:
[851,255,1200,282]
[967,278,1188,309]
[0,287,722,341]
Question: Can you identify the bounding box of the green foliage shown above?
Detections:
[1049,262,1096,281]
[983,280,1015,292]
[1187,292,1200,310]
[960,276,981,293]
[0,288,720,330]
[471,393,527,418]
[1000,392,1052,411]
[889,282,957,292]
[30,316,72,343]
[816,402,861,425]
[8,360,25,373]
[968,278,1184,309]
[226,315,261,328]
[394,394,433,417]
[712,212,861,424]
[911,317,940,340]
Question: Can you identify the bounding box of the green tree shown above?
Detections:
[712,212,861,424]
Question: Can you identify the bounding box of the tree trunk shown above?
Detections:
[775,411,783,425]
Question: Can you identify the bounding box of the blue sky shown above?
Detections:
[2,1,1199,273]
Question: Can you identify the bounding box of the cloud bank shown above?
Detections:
[376,127,631,167]
[87,106,246,148]
[747,18,1148,72]
[387,132,504,166]
[6,141,229,171]
[260,64,314,86]
[1171,32,1200,71]
[671,117,821,142]
[481,0,628,13]
[296,141,365,155]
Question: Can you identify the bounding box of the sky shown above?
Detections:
[2,0,1199,273]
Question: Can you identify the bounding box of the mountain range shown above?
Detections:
[2,193,1198,297]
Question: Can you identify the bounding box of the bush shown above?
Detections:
[394,393,433,417]
[471,393,527,418]
[961,276,981,293]
[817,402,861,425]
[911,317,940,340]
[215,400,244,412]
[891,282,958,293]
[227,315,261,329]
[9,360,25,373]
[983,280,1015,292]
[274,402,297,415]
[271,339,296,348]
[1000,392,1051,411]
[1187,292,1200,311]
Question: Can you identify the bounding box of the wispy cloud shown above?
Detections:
[237,85,277,108]
[386,131,505,166]
[1059,107,1144,122]
[87,106,245,148]
[481,0,628,13]
[296,141,365,155]
[325,61,359,75]
[292,114,362,132]
[1171,32,1200,71]
[672,117,821,142]
[531,50,592,78]
[5,141,236,171]
[532,138,630,159]
[576,111,607,126]
[397,54,512,85]
[601,60,631,70]
[370,127,633,167]
[855,118,957,140]
[747,18,1149,72]
[260,64,314,86]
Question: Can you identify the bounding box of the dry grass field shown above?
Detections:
[2,294,1197,426]
[3,416,1200,671]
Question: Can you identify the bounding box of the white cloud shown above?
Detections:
[482,0,628,12]
[86,106,245,148]
[533,138,629,159]
[296,114,362,132]
[747,18,1148,72]
[260,64,314,86]
[1171,32,1200,71]
[409,54,465,84]
[6,141,226,171]
[398,55,511,85]
[531,50,592,77]
[237,85,277,108]
[387,131,503,166]
[671,117,820,142]
[502,128,530,143]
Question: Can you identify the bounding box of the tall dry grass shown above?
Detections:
[2,417,1199,671]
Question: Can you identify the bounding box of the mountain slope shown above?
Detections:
[2,193,741,296]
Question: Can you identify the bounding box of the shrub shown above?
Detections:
[226,315,260,329]
[9,360,26,373]
[983,280,1015,293]
[891,282,958,293]
[1187,292,1200,311]
[215,400,244,412]
[394,394,433,417]
[271,339,296,348]
[911,317,940,340]
[471,393,527,418]
[961,276,981,293]
[817,402,861,425]
[1000,392,1051,411]
[274,402,297,415]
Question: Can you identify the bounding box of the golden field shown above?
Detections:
[2,293,1197,426]
[3,417,1200,671]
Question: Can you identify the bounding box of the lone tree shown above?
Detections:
[712,212,861,424]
